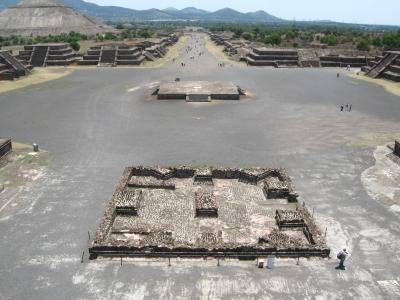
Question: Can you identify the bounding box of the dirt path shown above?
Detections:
[0,67,74,94]
[203,35,232,63]
[351,73,400,97]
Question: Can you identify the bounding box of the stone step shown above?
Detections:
[382,71,400,82]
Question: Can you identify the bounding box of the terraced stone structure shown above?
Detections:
[18,43,78,67]
[209,33,231,46]
[246,48,299,67]
[78,44,145,66]
[366,51,400,82]
[319,55,373,68]
[142,34,178,61]
[89,166,330,259]
[0,50,31,80]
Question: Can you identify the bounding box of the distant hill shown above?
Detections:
[208,8,252,22]
[0,0,284,23]
[246,10,281,22]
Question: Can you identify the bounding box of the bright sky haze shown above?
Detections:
[88,0,400,25]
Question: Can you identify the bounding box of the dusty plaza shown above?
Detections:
[0,32,400,299]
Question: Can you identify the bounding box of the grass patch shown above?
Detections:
[204,35,231,62]
[0,144,52,189]
[0,67,74,94]
[344,132,400,148]
[350,73,400,97]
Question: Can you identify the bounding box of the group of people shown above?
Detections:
[340,104,352,112]
[218,62,226,67]
[179,37,205,67]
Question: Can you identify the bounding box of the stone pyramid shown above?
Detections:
[0,0,114,36]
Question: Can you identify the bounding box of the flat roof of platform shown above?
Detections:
[158,81,239,96]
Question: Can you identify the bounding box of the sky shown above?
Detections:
[88,0,400,25]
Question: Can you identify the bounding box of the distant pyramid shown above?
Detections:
[0,0,114,36]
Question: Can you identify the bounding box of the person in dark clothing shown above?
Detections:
[340,105,344,112]
[336,249,348,270]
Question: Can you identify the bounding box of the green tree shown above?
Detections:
[372,37,382,47]
[265,33,281,45]
[321,34,339,46]
[232,28,243,39]
[137,28,153,39]
[357,39,370,51]
[241,32,253,40]
[69,40,80,51]
[104,32,117,40]
[382,33,400,49]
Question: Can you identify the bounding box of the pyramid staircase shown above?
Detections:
[19,43,78,67]
[143,51,156,62]
[0,51,31,79]
[367,51,400,81]
[30,46,48,67]
[98,49,117,67]
[79,45,145,66]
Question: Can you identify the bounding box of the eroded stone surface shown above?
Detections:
[90,166,329,258]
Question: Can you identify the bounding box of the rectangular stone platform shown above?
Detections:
[89,166,329,259]
[157,81,240,101]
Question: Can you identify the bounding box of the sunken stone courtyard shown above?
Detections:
[90,166,329,259]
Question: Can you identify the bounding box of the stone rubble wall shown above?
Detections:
[195,188,218,217]
[89,166,329,259]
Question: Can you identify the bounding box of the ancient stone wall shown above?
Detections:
[89,166,329,259]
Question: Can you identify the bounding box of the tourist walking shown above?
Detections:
[335,248,348,270]
[349,104,352,112]
[340,105,344,112]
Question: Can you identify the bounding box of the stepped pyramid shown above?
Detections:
[366,51,400,82]
[0,0,114,36]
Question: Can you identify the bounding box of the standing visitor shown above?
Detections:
[336,249,348,270]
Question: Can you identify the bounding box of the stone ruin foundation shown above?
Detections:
[89,166,330,259]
